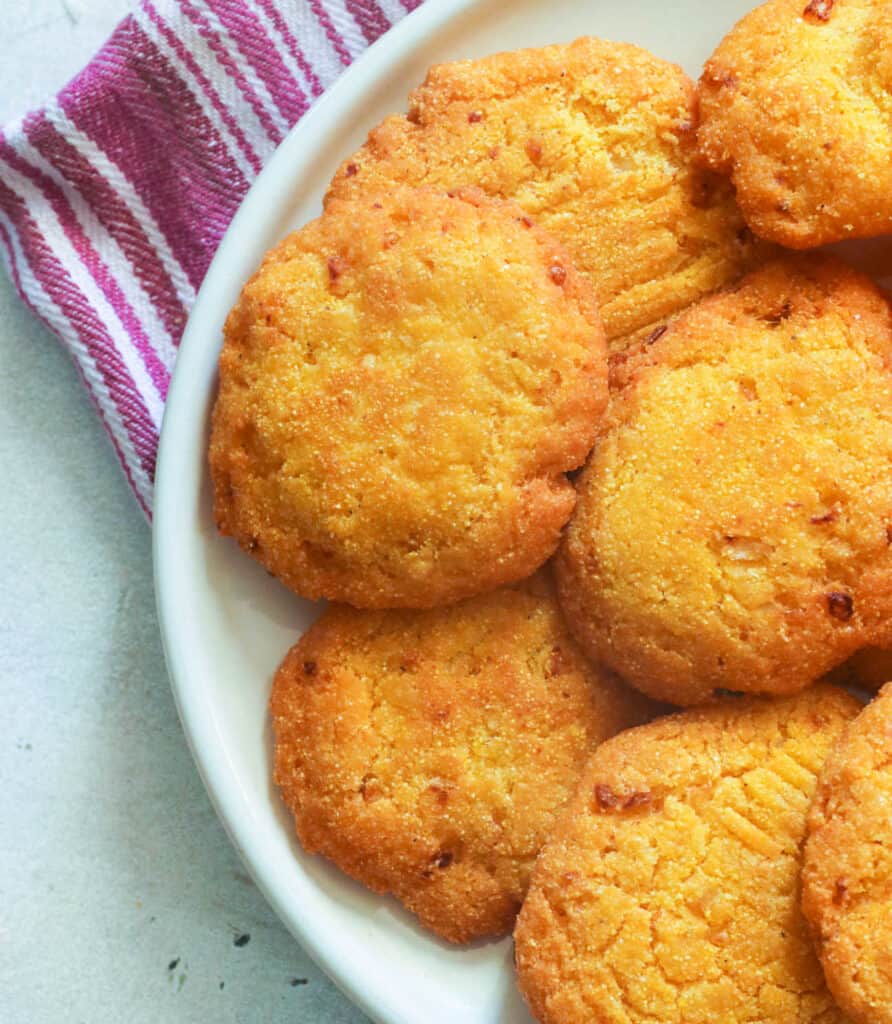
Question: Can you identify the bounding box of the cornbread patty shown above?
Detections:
[327,37,760,346]
[269,574,653,944]
[515,686,860,1024]
[558,256,892,706]
[210,186,606,609]
[803,684,892,1024]
[698,0,892,248]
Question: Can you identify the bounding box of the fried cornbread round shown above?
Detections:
[698,0,892,248]
[269,575,653,944]
[558,256,892,706]
[515,686,861,1024]
[803,684,892,1024]
[326,38,760,346]
[209,186,606,609]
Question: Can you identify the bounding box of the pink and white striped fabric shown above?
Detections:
[0,0,420,518]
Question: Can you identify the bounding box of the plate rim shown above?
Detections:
[152,3,890,1022]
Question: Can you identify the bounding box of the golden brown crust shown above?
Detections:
[826,646,892,693]
[557,255,892,706]
[514,686,861,1024]
[269,573,654,944]
[327,37,761,346]
[698,0,892,248]
[209,185,606,608]
[802,684,892,1024]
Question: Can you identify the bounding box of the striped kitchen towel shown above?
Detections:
[0,0,419,518]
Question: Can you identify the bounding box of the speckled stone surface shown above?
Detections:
[0,4,368,1021]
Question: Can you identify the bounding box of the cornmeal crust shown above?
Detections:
[558,255,892,705]
[803,684,892,1024]
[270,574,653,943]
[210,186,606,608]
[515,686,860,1024]
[827,646,892,692]
[698,0,892,248]
[328,37,760,346]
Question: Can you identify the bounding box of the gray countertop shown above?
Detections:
[0,3,367,1021]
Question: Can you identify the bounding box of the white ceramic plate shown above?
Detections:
[153,2,772,1021]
